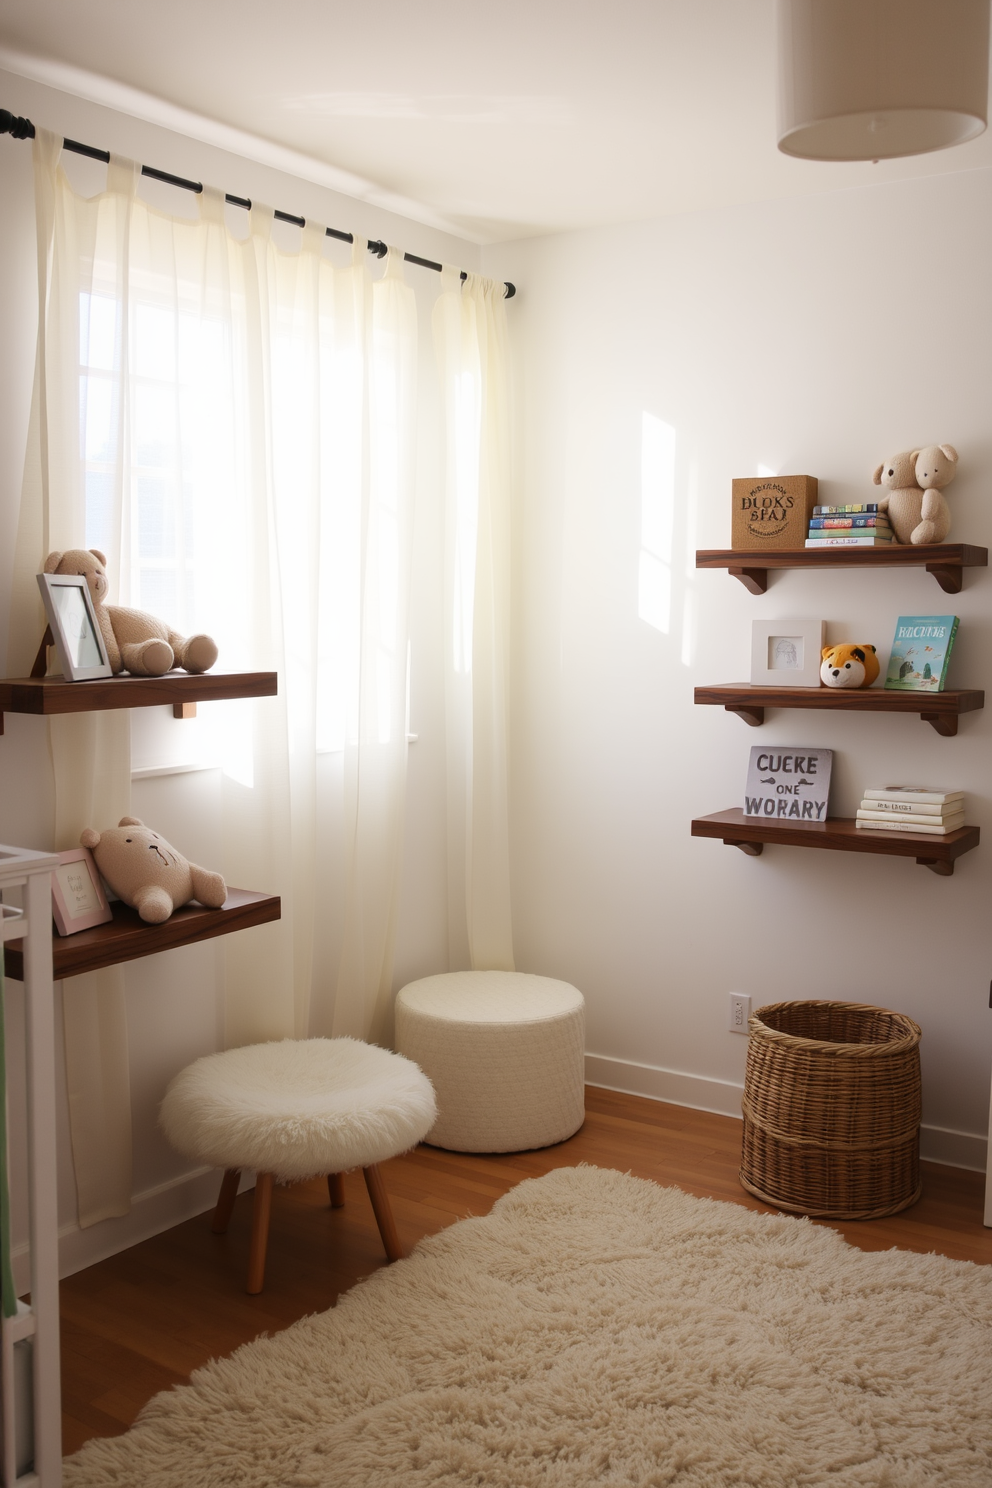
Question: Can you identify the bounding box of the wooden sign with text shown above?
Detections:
[743,746,833,821]
[731,475,818,550]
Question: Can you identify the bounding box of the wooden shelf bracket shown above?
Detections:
[726,837,763,857]
[728,565,767,595]
[725,703,765,727]
[925,561,966,595]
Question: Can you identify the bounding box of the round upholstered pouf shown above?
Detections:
[394,971,585,1153]
[159,1036,437,1181]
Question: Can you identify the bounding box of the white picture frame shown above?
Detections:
[36,572,113,681]
[750,617,826,688]
[50,846,114,937]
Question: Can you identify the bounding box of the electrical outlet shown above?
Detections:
[728,992,752,1034]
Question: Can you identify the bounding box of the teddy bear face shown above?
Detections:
[820,644,879,690]
[914,445,958,491]
[872,452,918,490]
[81,818,193,916]
[44,548,110,606]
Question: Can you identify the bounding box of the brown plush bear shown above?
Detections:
[42,548,218,677]
[81,817,227,924]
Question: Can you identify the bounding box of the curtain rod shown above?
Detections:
[0,108,515,299]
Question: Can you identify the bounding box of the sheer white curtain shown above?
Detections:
[9,135,420,1222]
[433,272,515,970]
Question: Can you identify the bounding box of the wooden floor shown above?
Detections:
[60,1086,992,1456]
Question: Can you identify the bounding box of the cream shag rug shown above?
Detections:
[65,1166,992,1487]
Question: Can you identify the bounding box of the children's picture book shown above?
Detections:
[883,615,958,692]
[743,746,832,821]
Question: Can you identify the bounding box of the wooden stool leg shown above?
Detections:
[212,1168,241,1234]
[246,1173,274,1294]
[362,1164,403,1262]
[328,1172,345,1208]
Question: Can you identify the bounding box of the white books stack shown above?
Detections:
[856,786,965,835]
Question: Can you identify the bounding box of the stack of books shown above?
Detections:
[856,786,965,835]
[805,503,893,548]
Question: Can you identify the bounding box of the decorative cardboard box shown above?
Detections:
[731,475,818,550]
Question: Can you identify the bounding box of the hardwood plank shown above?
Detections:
[693,682,985,731]
[694,543,988,596]
[58,1087,992,1457]
[691,807,980,869]
[0,669,278,720]
[4,889,281,981]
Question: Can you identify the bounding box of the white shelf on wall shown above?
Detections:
[0,845,61,1488]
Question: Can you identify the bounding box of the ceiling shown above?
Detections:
[1,0,991,243]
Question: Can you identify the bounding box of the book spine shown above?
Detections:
[858,798,946,816]
[855,816,965,835]
[856,809,963,826]
[938,616,959,689]
[863,790,963,805]
[804,535,893,546]
[808,517,889,529]
[812,504,879,514]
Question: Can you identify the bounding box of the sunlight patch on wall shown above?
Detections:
[638,414,676,634]
[681,459,700,669]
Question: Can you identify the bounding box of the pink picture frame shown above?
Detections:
[51,847,113,937]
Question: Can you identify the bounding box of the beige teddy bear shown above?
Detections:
[871,451,922,544]
[81,817,227,924]
[871,446,958,545]
[43,548,218,676]
[912,444,958,545]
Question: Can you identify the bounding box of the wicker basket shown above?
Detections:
[740,1000,922,1220]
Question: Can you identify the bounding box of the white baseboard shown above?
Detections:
[918,1124,988,1173]
[10,1166,254,1294]
[585,1053,745,1119]
[585,1052,988,1174]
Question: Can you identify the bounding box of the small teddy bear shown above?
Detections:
[81,817,227,924]
[820,644,880,689]
[42,548,218,677]
[871,446,958,545]
[912,444,958,545]
[871,451,923,544]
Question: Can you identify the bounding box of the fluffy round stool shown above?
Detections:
[160,1037,436,1294]
[395,971,585,1152]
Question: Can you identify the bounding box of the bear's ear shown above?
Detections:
[939,444,958,463]
[80,828,100,849]
[910,449,921,462]
[43,551,63,573]
[821,646,833,660]
[851,647,865,663]
[871,463,884,485]
[868,644,876,654]
[118,815,143,827]
[89,548,108,566]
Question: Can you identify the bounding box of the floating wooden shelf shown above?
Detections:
[0,669,278,733]
[693,683,985,736]
[691,808,979,877]
[3,887,281,981]
[695,543,988,595]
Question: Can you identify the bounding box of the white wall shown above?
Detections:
[0,67,477,1279]
[485,168,992,1170]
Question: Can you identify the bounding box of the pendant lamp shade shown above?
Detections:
[777,0,990,161]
